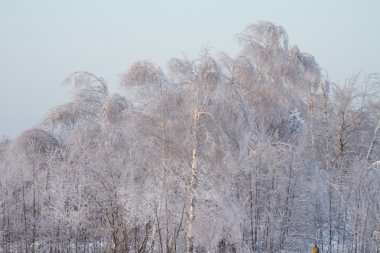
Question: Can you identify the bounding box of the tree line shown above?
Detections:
[1,21,380,252]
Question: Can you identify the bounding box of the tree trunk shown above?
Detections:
[186,109,200,253]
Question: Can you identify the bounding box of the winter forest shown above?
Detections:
[1,21,380,253]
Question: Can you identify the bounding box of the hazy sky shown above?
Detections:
[1,0,379,138]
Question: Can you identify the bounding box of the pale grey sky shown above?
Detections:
[1,0,379,137]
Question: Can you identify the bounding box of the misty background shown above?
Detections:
[1,0,379,137]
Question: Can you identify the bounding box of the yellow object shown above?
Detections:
[311,244,319,253]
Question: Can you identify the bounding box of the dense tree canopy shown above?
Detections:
[1,21,379,253]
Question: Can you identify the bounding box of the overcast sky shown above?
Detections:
[1,0,379,138]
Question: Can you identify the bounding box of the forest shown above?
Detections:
[0,21,380,253]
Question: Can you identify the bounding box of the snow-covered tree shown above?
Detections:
[0,21,379,253]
